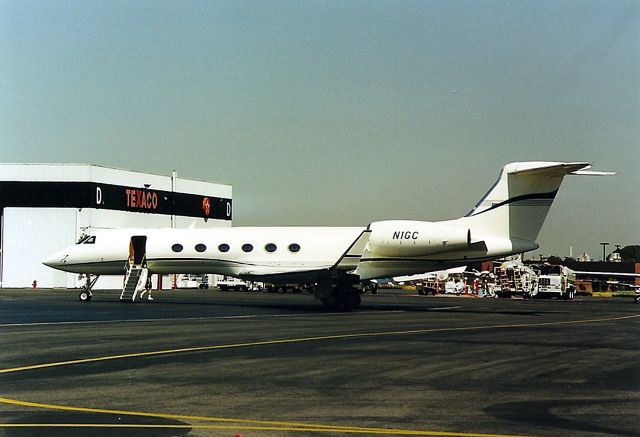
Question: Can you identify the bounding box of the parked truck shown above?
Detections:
[216,276,263,291]
[495,259,538,298]
[531,265,575,300]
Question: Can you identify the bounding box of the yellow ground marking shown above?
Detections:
[0,397,535,436]
[2,313,638,376]
[0,423,535,437]
[1,313,637,436]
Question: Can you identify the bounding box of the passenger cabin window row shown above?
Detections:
[170,243,302,253]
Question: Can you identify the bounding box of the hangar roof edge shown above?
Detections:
[0,163,231,189]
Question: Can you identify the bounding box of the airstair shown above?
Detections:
[120,259,148,302]
[120,235,149,302]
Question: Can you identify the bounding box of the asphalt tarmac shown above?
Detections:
[0,288,638,437]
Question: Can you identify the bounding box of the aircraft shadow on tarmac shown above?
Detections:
[485,398,639,437]
[2,411,190,437]
[122,296,326,313]
[110,295,574,318]
[360,302,573,317]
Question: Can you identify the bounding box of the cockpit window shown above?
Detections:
[76,235,96,244]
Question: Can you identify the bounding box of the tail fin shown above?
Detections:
[462,162,595,242]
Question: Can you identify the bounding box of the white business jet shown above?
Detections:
[43,161,610,310]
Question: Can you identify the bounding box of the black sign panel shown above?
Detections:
[0,181,232,221]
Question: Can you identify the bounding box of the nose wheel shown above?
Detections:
[79,290,92,301]
[78,275,99,302]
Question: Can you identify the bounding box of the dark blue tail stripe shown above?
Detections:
[467,190,558,217]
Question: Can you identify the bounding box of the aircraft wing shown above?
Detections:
[392,266,468,283]
[573,271,640,278]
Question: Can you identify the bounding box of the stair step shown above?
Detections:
[120,264,148,302]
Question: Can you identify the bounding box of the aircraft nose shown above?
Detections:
[42,251,68,269]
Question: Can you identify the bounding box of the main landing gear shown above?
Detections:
[79,275,99,302]
[315,275,362,312]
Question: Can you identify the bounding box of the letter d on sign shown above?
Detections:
[96,187,102,205]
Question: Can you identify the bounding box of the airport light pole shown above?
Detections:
[600,242,610,262]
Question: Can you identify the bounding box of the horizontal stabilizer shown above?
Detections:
[503,162,591,177]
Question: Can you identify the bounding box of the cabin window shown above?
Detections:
[265,243,277,253]
[77,235,96,244]
[195,244,207,253]
[218,243,230,253]
[288,243,301,253]
[242,244,253,253]
[172,244,183,253]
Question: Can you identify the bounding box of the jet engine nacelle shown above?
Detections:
[367,220,470,257]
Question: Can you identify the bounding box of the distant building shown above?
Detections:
[608,252,623,262]
[0,163,232,289]
[577,252,592,262]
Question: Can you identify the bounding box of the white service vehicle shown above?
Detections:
[217,276,262,291]
[179,274,211,289]
[495,258,538,298]
[532,265,575,300]
[444,278,466,294]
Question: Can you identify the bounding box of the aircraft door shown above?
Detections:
[129,236,147,266]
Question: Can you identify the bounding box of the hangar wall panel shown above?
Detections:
[174,216,231,228]
[2,208,76,288]
[84,275,125,290]
[77,209,171,230]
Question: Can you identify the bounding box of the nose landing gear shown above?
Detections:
[78,275,99,301]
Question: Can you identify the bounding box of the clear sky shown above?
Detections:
[1,0,638,259]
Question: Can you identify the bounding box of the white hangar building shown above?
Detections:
[0,163,232,289]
